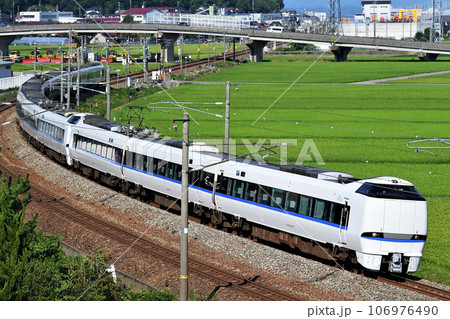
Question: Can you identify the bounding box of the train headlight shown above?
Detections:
[372,232,379,237]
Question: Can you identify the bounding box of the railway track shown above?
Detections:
[112,49,249,88]
[0,157,298,301]
[0,99,15,113]
[377,274,450,301]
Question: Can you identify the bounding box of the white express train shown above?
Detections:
[15,65,427,274]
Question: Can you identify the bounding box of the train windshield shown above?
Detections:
[356,182,426,201]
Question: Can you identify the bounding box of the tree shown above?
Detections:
[122,14,134,24]
[0,149,178,300]
[415,28,439,42]
[1,1,285,17]
[0,167,36,300]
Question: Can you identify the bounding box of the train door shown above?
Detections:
[64,125,73,166]
[339,201,350,245]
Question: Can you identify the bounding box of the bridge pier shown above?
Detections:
[244,39,268,62]
[0,36,16,59]
[330,46,352,62]
[417,52,439,61]
[157,32,179,63]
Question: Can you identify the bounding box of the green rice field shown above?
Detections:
[109,58,449,285]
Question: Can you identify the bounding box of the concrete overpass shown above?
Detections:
[1,23,450,62]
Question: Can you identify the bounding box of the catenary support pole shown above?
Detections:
[143,37,148,83]
[67,29,72,109]
[76,47,81,107]
[180,112,189,301]
[60,51,64,104]
[106,64,111,121]
[224,81,230,154]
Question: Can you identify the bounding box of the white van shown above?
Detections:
[266,26,284,33]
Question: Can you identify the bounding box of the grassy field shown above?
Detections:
[195,61,450,83]
[106,58,449,284]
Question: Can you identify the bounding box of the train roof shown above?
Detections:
[17,71,368,187]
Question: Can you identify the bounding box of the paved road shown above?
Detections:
[350,70,450,84]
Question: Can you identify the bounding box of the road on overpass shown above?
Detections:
[2,23,450,61]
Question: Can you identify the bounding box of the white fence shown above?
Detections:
[0,73,34,90]
[145,13,251,29]
[341,21,428,40]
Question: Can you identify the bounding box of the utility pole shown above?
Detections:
[106,41,111,120]
[106,64,111,120]
[126,38,130,78]
[67,29,72,109]
[143,37,148,83]
[33,42,37,76]
[179,34,183,75]
[106,41,110,77]
[179,112,189,301]
[76,47,81,107]
[223,34,226,62]
[224,81,230,154]
[60,50,64,104]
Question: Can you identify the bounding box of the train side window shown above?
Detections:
[231,179,245,199]
[284,192,300,213]
[142,155,148,172]
[106,146,113,160]
[244,183,258,202]
[101,144,107,158]
[134,154,144,170]
[258,185,272,206]
[299,195,313,216]
[114,148,122,163]
[85,139,91,153]
[190,169,200,186]
[96,143,103,156]
[157,160,167,176]
[217,176,229,194]
[174,164,182,181]
[202,172,214,190]
[152,158,159,173]
[125,151,133,167]
[81,137,87,150]
[328,203,337,224]
[166,162,175,178]
[146,156,153,173]
[91,140,97,154]
[271,188,285,208]
[57,128,63,141]
[314,199,326,220]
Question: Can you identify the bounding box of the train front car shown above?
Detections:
[350,176,427,274]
